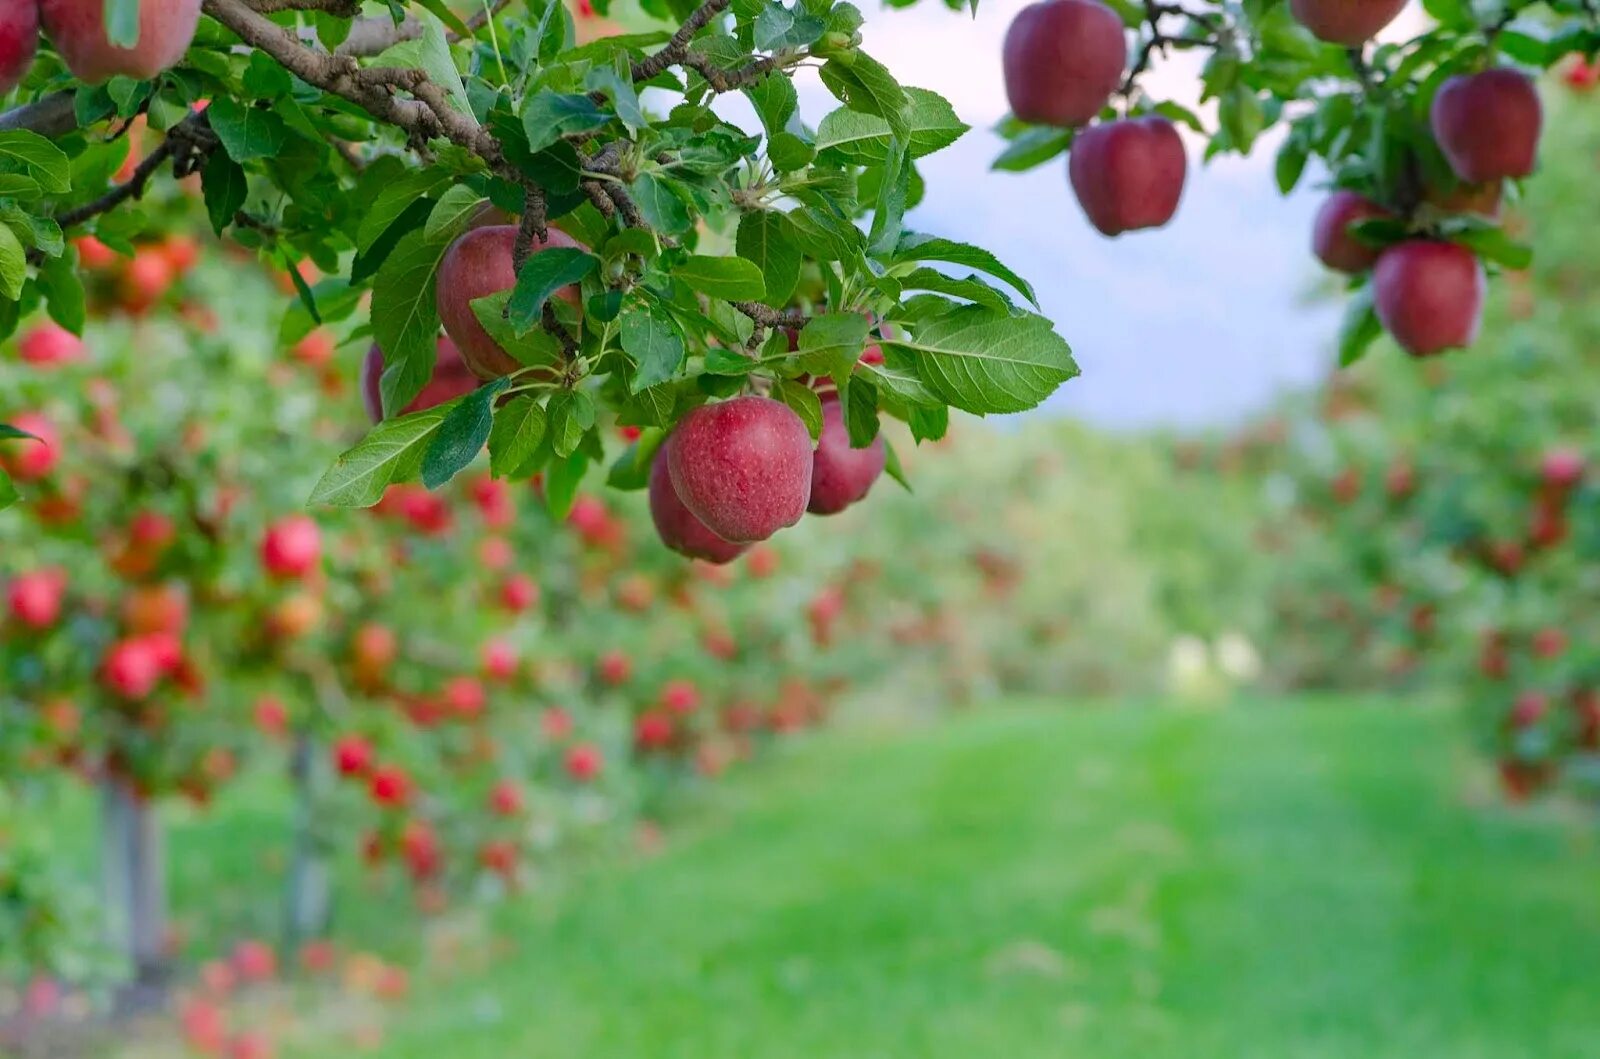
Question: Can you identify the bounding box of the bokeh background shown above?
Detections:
[7,2,1600,1057]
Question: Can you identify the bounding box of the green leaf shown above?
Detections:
[372,230,450,417]
[0,422,40,442]
[104,0,140,47]
[547,390,596,457]
[1339,287,1382,368]
[773,378,824,438]
[508,248,599,333]
[892,268,1014,313]
[545,450,589,519]
[488,394,548,477]
[754,4,826,49]
[819,53,909,139]
[207,98,290,163]
[0,132,71,194]
[736,211,801,309]
[620,302,687,391]
[868,138,909,257]
[991,125,1072,172]
[796,312,870,377]
[671,256,767,301]
[892,234,1037,307]
[767,131,816,172]
[0,222,24,302]
[1446,226,1532,270]
[414,0,473,35]
[587,60,647,132]
[816,88,967,164]
[841,375,880,447]
[744,75,798,140]
[607,429,666,491]
[357,168,453,253]
[522,91,611,153]
[309,405,454,508]
[470,290,565,367]
[418,13,478,123]
[424,185,485,243]
[882,438,910,491]
[202,151,248,236]
[37,252,85,335]
[0,467,16,511]
[629,173,692,234]
[1275,131,1309,195]
[423,378,508,488]
[887,306,1077,415]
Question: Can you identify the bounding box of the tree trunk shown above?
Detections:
[100,778,169,1012]
[284,730,332,947]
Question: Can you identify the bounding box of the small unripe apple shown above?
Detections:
[1068,117,1186,237]
[436,225,585,380]
[260,515,322,579]
[40,0,201,83]
[1431,68,1542,183]
[648,439,749,564]
[808,396,885,515]
[668,397,814,543]
[1372,240,1484,357]
[1311,190,1391,274]
[1288,0,1405,44]
[1002,0,1126,127]
[0,0,38,94]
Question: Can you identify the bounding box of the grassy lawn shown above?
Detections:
[260,699,1600,1059]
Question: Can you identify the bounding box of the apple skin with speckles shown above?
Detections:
[649,438,750,564]
[667,396,815,544]
[808,397,885,516]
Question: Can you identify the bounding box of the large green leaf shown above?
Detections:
[372,229,451,417]
[892,234,1038,307]
[0,132,71,194]
[671,255,767,301]
[207,98,290,163]
[423,378,508,488]
[886,306,1077,415]
[735,211,801,309]
[508,248,599,333]
[620,302,687,391]
[309,405,454,508]
[815,88,967,164]
[488,395,548,477]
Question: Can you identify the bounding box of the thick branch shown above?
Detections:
[681,51,787,93]
[733,302,806,329]
[0,92,78,139]
[632,0,733,81]
[247,0,360,12]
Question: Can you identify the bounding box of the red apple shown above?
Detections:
[661,679,699,715]
[1541,448,1584,492]
[667,396,814,543]
[1288,0,1405,44]
[436,225,585,380]
[1372,240,1484,357]
[1068,117,1186,237]
[488,779,524,816]
[333,735,374,777]
[7,569,65,629]
[635,711,674,750]
[1431,68,1541,184]
[648,438,749,564]
[2,411,60,481]
[368,764,411,807]
[260,515,321,579]
[565,743,603,781]
[1002,0,1126,127]
[17,322,83,368]
[40,0,201,83]
[808,396,885,515]
[1311,190,1391,274]
[362,337,479,423]
[0,0,39,94]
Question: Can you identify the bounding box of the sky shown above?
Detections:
[744,1,1437,430]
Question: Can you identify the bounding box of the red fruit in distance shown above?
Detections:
[1372,241,1484,357]
[0,0,39,94]
[232,939,277,983]
[253,696,289,738]
[17,322,84,367]
[500,573,538,613]
[489,779,524,816]
[482,638,518,682]
[541,706,574,741]
[479,839,518,878]
[362,337,480,423]
[1510,691,1548,728]
[1002,0,1126,127]
[635,710,674,750]
[597,650,632,687]
[292,329,335,367]
[368,764,411,807]
[1288,0,1405,44]
[443,676,487,720]
[8,569,65,629]
[333,735,373,777]
[1431,68,1541,184]
[565,743,603,782]
[808,396,886,515]
[40,0,201,82]
[661,679,700,716]
[1068,117,1186,237]
[1565,56,1600,91]
[102,637,163,699]
[667,396,814,544]
[260,515,322,579]
[1532,628,1566,660]
[436,225,585,379]
[648,438,749,564]
[1311,190,1391,274]
[2,412,59,481]
[1541,448,1584,492]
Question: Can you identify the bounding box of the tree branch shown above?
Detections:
[336,0,512,57]
[732,302,806,329]
[632,0,733,82]
[0,92,78,139]
[53,111,216,231]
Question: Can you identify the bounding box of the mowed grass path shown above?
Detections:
[301,701,1600,1059]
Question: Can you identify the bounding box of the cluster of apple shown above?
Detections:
[0,0,199,90]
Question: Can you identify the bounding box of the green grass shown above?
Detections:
[263,699,1600,1059]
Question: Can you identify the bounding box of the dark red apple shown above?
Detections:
[808,396,885,515]
[648,438,749,564]
[1372,240,1485,358]
[667,396,814,544]
[40,0,201,83]
[1002,0,1126,127]
[1311,190,1391,274]
[0,0,38,94]
[1068,117,1186,237]
[362,337,479,422]
[436,225,584,380]
[1288,0,1405,44]
[1431,68,1541,183]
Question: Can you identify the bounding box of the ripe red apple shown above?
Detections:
[260,515,321,579]
[443,676,486,720]
[40,0,201,83]
[488,779,524,816]
[808,396,886,515]
[482,638,518,682]
[1068,117,1186,237]
[436,225,585,380]
[17,322,84,368]
[661,679,700,715]
[1002,0,1126,127]
[1541,448,1584,492]
[499,573,538,613]
[7,569,65,629]
[635,710,674,750]
[1288,0,1405,44]
[597,649,631,686]
[1311,190,1391,274]
[102,637,164,700]
[2,411,59,481]
[565,743,603,781]
[0,0,39,94]
[253,696,289,739]
[333,735,373,777]
[362,337,479,422]
[1372,240,1484,357]
[648,438,749,564]
[667,396,814,543]
[1431,68,1541,183]
[368,764,411,807]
